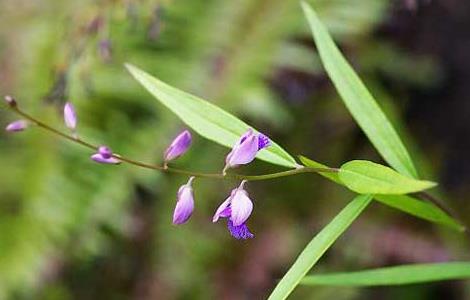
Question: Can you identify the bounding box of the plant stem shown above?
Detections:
[9,105,338,181]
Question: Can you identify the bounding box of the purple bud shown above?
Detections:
[5,120,28,132]
[91,145,120,164]
[223,129,271,172]
[164,130,192,162]
[227,220,254,240]
[4,95,17,107]
[64,102,77,130]
[98,146,113,159]
[91,153,121,164]
[173,177,195,225]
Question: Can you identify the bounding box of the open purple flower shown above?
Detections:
[164,130,192,163]
[173,176,195,225]
[5,120,28,132]
[223,129,271,174]
[213,180,254,240]
[91,145,121,164]
[64,102,77,131]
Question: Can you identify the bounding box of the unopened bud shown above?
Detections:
[4,95,17,108]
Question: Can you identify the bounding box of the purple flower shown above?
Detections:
[173,176,195,225]
[91,145,121,164]
[213,180,254,240]
[5,120,28,132]
[223,129,271,173]
[64,102,77,131]
[164,130,192,163]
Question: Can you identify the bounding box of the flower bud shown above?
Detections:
[91,145,120,164]
[164,130,192,162]
[173,177,195,225]
[5,120,28,132]
[98,146,112,159]
[64,102,77,130]
[4,95,17,107]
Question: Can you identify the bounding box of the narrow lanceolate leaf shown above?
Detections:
[301,2,417,178]
[268,194,372,300]
[339,160,436,195]
[299,156,464,231]
[125,63,297,168]
[301,262,470,286]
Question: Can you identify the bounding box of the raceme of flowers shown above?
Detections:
[5,99,271,240]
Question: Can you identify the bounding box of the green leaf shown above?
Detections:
[125,63,297,168]
[301,2,417,178]
[339,160,436,194]
[373,194,464,231]
[301,262,470,286]
[268,194,372,300]
[299,156,464,231]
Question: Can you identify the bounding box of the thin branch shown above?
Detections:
[8,104,338,181]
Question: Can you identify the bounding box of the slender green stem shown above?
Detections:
[8,104,338,181]
[5,100,466,228]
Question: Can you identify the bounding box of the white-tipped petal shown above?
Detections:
[229,189,253,226]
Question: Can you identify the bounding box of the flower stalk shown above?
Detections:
[3,96,338,181]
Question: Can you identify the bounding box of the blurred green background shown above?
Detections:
[1,0,469,299]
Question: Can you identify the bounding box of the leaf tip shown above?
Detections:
[124,62,133,69]
[300,1,312,15]
[422,180,438,190]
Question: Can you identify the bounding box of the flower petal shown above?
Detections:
[229,189,253,226]
[91,153,121,164]
[257,133,271,150]
[212,197,232,223]
[64,102,77,130]
[227,220,254,240]
[225,134,259,168]
[164,130,192,162]
[238,128,254,145]
[98,146,113,159]
[5,120,28,132]
[173,180,195,225]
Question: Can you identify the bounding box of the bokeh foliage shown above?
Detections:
[0,0,468,299]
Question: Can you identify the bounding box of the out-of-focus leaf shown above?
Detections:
[301,262,470,286]
[268,194,372,300]
[301,2,417,178]
[299,156,464,231]
[339,160,436,194]
[125,63,297,168]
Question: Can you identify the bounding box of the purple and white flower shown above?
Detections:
[173,176,195,225]
[64,102,77,131]
[91,145,121,164]
[164,130,192,163]
[213,180,254,240]
[5,120,28,132]
[223,129,271,174]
